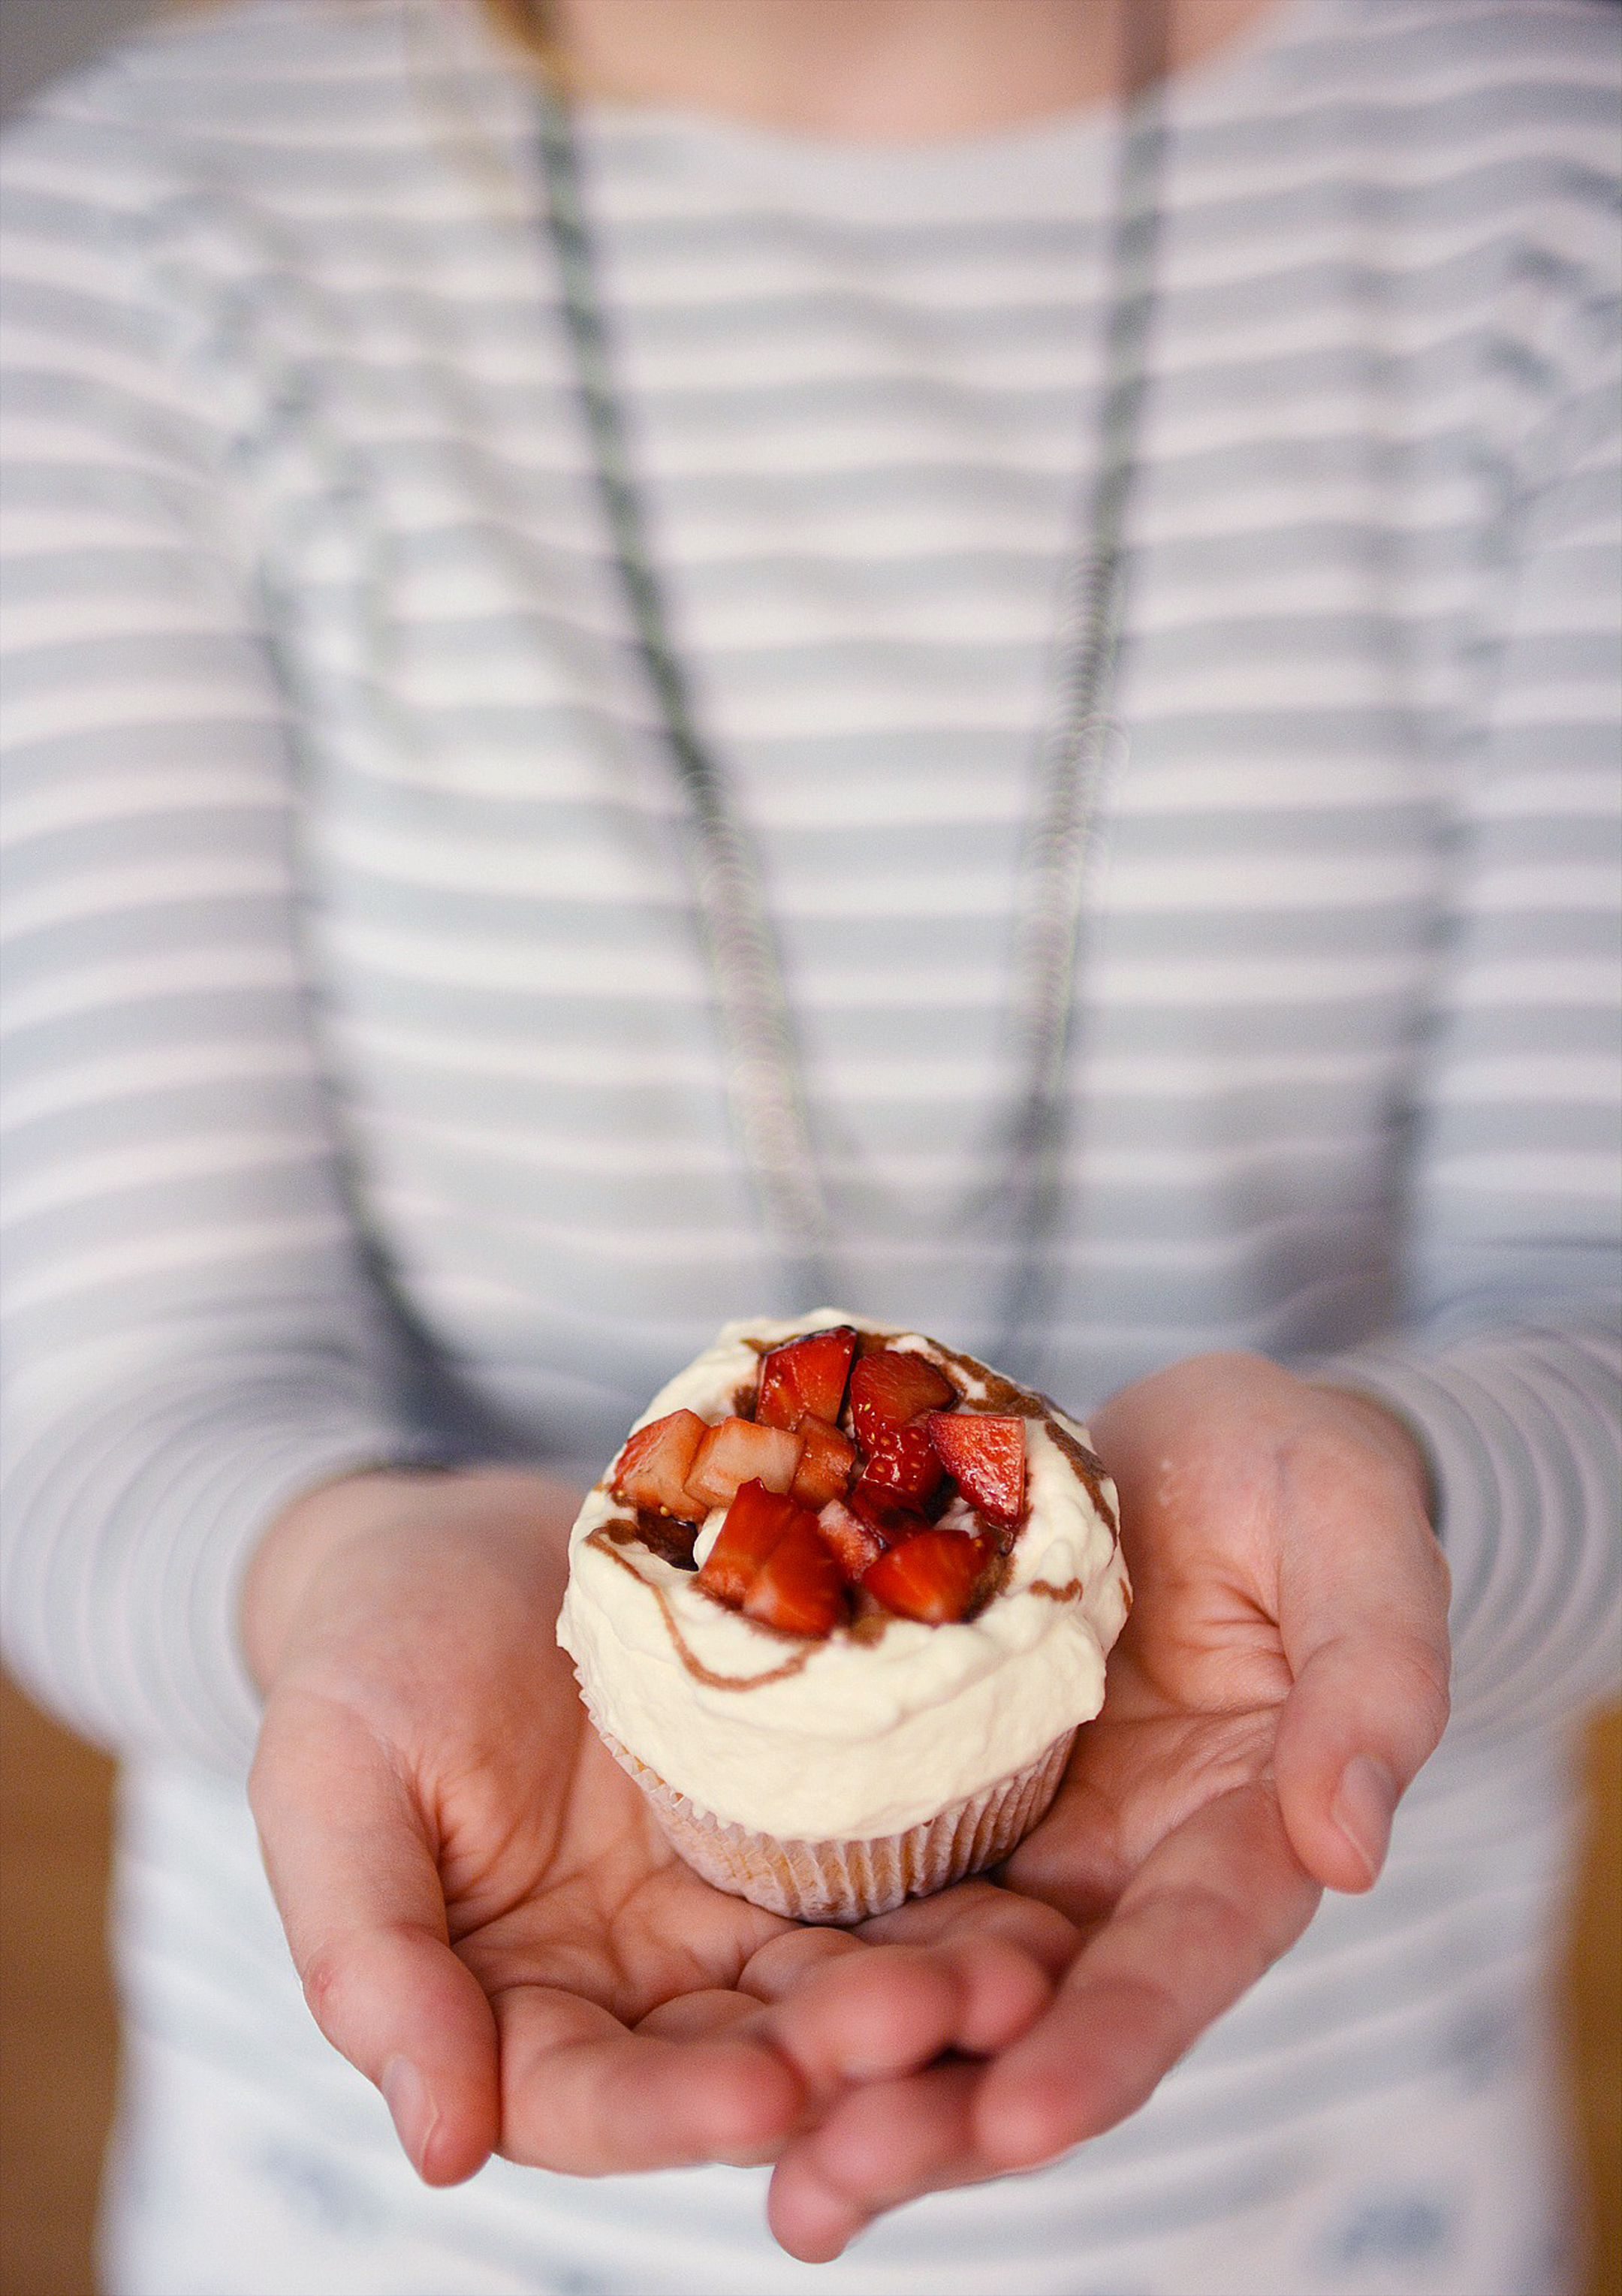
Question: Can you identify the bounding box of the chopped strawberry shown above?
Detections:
[695,1478,796,1607]
[743,1512,847,1638]
[790,1415,858,1507]
[816,1497,886,1580]
[610,1409,707,1517]
[924,1412,1027,1526]
[686,1416,803,1510]
[846,1477,931,1546]
[611,1415,673,1496]
[861,1421,945,1507]
[862,1528,991,1625]
[847,1348,954,1451]
[756,1325,859,1430]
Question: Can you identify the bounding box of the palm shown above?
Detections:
[457,1728,787,2000]
[761,1354,1451,2259]
[251,1482,1069,2186]
[424,1619,812,2165]
[1000,1434,1302,1930]
[421,1611,791,1990]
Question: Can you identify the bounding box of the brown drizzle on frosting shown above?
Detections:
[625,1509,698,1570]
[587,1325,1119,1665]
[1030,1573,1132,1619]
[584,1526,814,1691]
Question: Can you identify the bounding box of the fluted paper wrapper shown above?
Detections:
[592,1715,1076,1924]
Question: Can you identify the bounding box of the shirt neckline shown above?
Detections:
[496,0,1334,211]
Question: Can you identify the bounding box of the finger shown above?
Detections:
[755,1934,1052,2099]
[1274,1419,1452,1891]
[974,1777,1319,2172]
[1274,1629,1452,1892]
[498,1985,803,2172]
[767,2060,984,2263]
[636,1986,769,2041]
[737,1924,868,2002]
[249,1689,499,2186]
[741,1905,1064,2088]
[859,1873,1081,1979]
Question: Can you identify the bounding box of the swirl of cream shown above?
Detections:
[556,1313,1129,1840]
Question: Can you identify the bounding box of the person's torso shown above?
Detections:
[127,0,1590,1454]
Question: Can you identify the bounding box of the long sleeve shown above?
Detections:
[1328,175,1622,1738]
[0,115,436,1770]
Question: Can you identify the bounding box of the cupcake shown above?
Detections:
[556,1312,1130,1924]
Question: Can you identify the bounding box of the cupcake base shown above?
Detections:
[595,1723,1076,1924]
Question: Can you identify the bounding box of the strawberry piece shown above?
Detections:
[611,1409,707,1517]
[847,1348,954,1451]
[924,1412,1027,1526]
[861,1528,990,1626]
[743,1511,846,1638]
[862,1421,945,1507]
[695,1478,796,1607]
[757,1326,859,1430]
[815,1498,886,1581]
[846,1477,931,1546]
[790,1415,858,1507]
[686,1416,803,1510]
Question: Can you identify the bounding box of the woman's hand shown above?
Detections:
[764,1351,1452,2260]
[243,1468,1073,2188]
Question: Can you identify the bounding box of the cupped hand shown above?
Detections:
[764,1351,1452,2260]
[243,1469,1073,2189]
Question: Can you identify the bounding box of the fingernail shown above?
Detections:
[1331,1755,1397,1884]
[381,2056,437,2177]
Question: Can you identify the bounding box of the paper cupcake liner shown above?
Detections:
[592,1716,1076,1924]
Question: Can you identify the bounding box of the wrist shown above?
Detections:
[241,1464,573,1692]
[1313,1385,1437,1529]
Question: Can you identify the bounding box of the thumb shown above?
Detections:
[1274,1626,1452,1892]
[249,1688,500,2183]
[1271,1408,1452,1894]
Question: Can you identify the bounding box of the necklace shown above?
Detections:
[535,6,1171,1372]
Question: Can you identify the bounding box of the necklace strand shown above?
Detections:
[535,6,1171,1366]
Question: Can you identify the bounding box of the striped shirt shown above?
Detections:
[1,2,1617,2290]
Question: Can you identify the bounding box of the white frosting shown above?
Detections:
[556,1312,1131,1840]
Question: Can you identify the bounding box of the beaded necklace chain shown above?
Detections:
[535,4,1171,1371]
